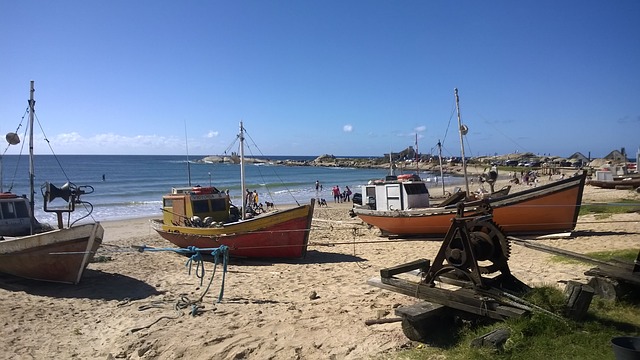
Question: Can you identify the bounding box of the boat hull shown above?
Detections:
[354,173,586,237]
[0,223,104,284]
[151,202,315,259]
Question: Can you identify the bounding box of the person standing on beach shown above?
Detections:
[345,186,352,202]
[246,189,254,209]
[332,185,341,203]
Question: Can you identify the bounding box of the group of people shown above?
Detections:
[331,184,352,203]
[314,181,353,203]
[244,189,264,214]
[508,170,540,186]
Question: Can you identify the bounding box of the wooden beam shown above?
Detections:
[368,277,526,320]
[380,259,430,278]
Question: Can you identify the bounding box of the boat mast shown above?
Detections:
[239,121,246,220]
[28,80,36,233]
[454,88,470,196]
[437,140,445,196]
[184,121,191,186]
[415,133,419,173]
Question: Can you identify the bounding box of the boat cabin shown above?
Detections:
[361,175,430,211]
[0,193,33,237]
[161,186,238,226]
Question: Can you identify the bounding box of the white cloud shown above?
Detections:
[206,131,219,138]
[343,124,353,132]
[55,132,83,143]
[39,132,186,154]
[415,125,426,132]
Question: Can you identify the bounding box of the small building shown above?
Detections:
[604,150,627,163]
[568,152,589,163]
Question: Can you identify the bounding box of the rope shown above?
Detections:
[128,245,229,333]
[137,244,229,305]
[478,288,567,324]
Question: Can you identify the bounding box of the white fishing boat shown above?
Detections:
[0,81,104,284]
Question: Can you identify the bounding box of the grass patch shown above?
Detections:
[579,199,640,217]
[386,286,640,360]
[90,255,113,263]
[548,248,638,266]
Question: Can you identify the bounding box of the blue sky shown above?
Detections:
[1,1,639,159]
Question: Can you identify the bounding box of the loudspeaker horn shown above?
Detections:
[47,182,72,203]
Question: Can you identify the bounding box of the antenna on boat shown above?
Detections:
[28,80,36,234]
[455,88,470,196]
[184,120,192,186]
[239,121,247,220]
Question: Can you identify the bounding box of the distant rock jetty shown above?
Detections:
[197,154,464,173]
[197,150,633,177]
[198,153,390,168]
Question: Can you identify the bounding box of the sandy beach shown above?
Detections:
[1,176,639,360]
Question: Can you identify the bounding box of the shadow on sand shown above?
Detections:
[212,249,367,267]
[571,230,638,237]
[0,269,162,301]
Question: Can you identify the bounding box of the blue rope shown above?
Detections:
[209,245,229,303]
[185,246,206,286]
[137,244,230,304]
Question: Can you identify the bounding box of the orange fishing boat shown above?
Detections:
[352,88,586,237]
[351,171,586,237]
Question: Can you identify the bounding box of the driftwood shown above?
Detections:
[364,317,402,326]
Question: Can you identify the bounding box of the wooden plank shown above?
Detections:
[564,281,594,321]
[380,259,430,279]
[394,301,447,322]
[367,277,526,320]
[585,266,640,286]
[471,328,511,349]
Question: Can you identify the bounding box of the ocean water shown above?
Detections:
[0,155,465,224]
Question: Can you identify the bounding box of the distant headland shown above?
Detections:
[198,147,637,175]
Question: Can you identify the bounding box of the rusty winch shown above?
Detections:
[421,202,513,289]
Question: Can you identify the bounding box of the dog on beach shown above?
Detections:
[318,198,328,207]
[265,201,275,210]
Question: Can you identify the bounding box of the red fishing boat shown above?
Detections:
[151,122,315,259]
